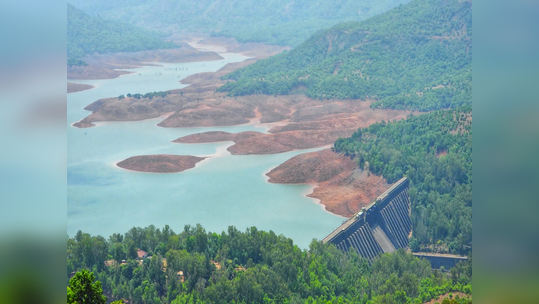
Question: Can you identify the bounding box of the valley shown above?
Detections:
[65,1,473,303]
[69,37,413,223]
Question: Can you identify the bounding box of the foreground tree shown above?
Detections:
[68,269,106,304]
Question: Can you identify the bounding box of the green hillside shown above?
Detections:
[67,3,177,61]
[334,106,472,254]
[68,0,411,47]
[219,0,472,111]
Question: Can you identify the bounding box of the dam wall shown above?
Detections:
[413,253,468,270]
[322,177,412,260]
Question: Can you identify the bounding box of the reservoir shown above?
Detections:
[67,52,343,248]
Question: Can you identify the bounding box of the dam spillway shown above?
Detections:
[322,177,411,260]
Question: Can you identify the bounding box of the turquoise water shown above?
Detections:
[67,53,343,248]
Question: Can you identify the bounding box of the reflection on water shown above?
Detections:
[67,53,342,248]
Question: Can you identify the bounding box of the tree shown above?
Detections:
[68,269,106,304]
[67,287,76,304]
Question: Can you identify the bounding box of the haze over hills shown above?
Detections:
[67,0,412,47]
[67,3,177,64]
[219,0,472,111]
[66,0,473,302]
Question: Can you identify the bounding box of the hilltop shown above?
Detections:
[219,0,472,111]
[67,0,411,47]
[67,3,176,63]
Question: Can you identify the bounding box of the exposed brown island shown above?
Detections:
[170,98,413,155]
[174,129,351,155]
[116,155,206,173]
[67,82,95,93]
[266,149,389,217]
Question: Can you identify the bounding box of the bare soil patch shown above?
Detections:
[423,292,470,304]
[267,149,389,217]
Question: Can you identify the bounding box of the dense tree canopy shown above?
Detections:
[334,107,472,254]
[68,269,107,304]
[67,225,472,304]
[67,4,177,62]
[68,0,411,48]
[218,0,472,112]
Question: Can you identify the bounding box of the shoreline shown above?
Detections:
[302,184,348,220]
[262,154,347,220]
[71,111,176,129]
[72,36,392,220]
[111,141,234,174]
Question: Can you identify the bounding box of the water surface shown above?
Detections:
[67,53,343,248]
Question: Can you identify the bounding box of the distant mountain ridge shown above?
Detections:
[218,0,472,111]
[67,0,412,47]
[67,3,176,62]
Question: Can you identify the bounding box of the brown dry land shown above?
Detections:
[73,37,412,145]
[74,37,420,216]
[423,292,470,304]
[80,91,412,152]
[267,149,389,217]
[67,41,223,80]
[67,82,94,93]
[116,155,206,173]
[168,97,412,154]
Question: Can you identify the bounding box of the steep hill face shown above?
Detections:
[67,0,411,47]
[219,0,472,111]
[67,4,176,61]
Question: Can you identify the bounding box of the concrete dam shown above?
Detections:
[322,177,412,260]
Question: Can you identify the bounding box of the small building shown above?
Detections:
[137,249,148,260]
[177,271,185,282]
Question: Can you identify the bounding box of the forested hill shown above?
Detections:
[334,106,472,254]
[67,225,472,304]
[67,0,411,47]
[219,0,472,111]
[67,4,176,61]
